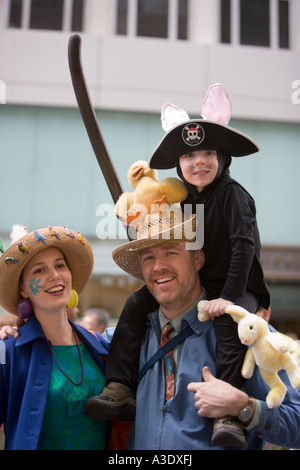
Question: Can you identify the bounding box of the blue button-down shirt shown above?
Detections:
[128,305,300,450]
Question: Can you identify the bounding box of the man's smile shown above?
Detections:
[155,276,175,285]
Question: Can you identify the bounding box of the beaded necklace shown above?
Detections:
[46,327,84,385]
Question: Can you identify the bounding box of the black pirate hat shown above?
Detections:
[148,84,259,170]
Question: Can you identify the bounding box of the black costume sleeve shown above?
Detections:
[219,182,257,302]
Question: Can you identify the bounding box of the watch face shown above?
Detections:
[241,407,252,420]
[239,398,254,423]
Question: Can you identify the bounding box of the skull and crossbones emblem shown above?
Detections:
[182,123,205,147]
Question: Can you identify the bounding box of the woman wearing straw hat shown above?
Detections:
[0,226,109,450]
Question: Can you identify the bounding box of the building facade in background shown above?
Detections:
[0,0,299,330]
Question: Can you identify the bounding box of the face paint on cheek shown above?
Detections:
[29,278,43,296]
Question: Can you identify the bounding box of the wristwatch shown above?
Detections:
[238,396,255,426]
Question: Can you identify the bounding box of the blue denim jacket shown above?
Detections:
[128,306,300,450]
[0,315,109,450]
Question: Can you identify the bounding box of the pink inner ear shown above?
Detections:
[201,84,232,125]
[161,103,190,132]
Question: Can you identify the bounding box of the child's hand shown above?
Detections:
[204,298,234,318]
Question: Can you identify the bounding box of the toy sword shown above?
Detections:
[68,34,123,205]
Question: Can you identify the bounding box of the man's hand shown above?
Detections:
[203,298,234,318]
[187,366,251,418]
[0,317,24,339]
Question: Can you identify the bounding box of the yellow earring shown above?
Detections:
[67,289,78,309]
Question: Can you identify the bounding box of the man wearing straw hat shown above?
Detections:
[108,205,300,450]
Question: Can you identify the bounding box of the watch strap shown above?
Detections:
[238,396,255,426]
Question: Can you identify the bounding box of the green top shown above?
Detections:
[38,343,105,450]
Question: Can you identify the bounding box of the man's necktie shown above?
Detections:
[160,322,175,400]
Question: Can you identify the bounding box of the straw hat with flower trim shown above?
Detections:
[0,226,93,316]
[112,206,197,280]
[148,84,259,170]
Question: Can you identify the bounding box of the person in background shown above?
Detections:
[80,308,111,335]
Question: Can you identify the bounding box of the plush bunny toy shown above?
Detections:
[198,301,300,408]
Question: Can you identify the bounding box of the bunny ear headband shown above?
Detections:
[149,84,259,170]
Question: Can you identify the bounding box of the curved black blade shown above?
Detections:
[68,34,123,204]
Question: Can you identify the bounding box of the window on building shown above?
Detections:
[116,0,188,40]
[278,0,289,48]
[116,0,128,35]
[8,0,84,32]
[240,0,270,47]
[220,0,231,43]
[72,0,84,32]
[9,0,22,28]
[30,0,63,30]
[220,0,290,49]
[137,0,168,38]
[178,0,188,40]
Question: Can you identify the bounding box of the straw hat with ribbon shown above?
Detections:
[0,225,93,316]
[148,84,259,170]
[112,205,197,280]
